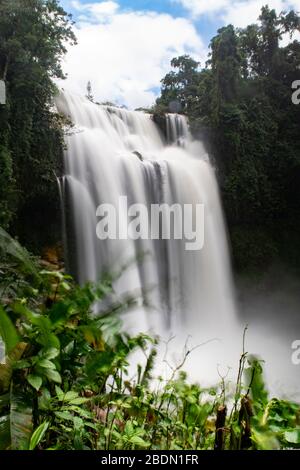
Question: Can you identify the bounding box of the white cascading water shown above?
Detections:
[56,91,244,385]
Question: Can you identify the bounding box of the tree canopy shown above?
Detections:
[0,0,76,248]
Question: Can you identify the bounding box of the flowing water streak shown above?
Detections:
[57,91,239,381]
[53,92,300,398]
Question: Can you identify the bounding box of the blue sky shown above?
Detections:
[59,0,300,108]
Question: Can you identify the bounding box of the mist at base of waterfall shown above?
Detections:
[123,264,300,401]
[124,301,300,402]
[237,267,300,401]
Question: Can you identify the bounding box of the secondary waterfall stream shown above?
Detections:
[56,91,300,396]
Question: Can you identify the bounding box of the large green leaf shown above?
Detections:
[44,369,62,384]
[0,306,19,354]
[29,421,49,450]
[284,429,300,445]
[130,435,150,448]
[37,359,56,370]
[27,374,43,392]
[0,386,33,450]
[43,348,60,360]
[10,387,33,450]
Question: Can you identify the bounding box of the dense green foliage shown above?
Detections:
[0,0,75,249]
[156,7,300,273]
[0,228,300,450]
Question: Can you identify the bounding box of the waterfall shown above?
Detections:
[56,91,239,383]
[166,113,192,147]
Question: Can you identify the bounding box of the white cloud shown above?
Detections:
[60,1,205,109]
[220,0,300,36]
[175,0,300,26]
[222,0,286,28]
[174,0,230,17]
[71,1,119,21]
